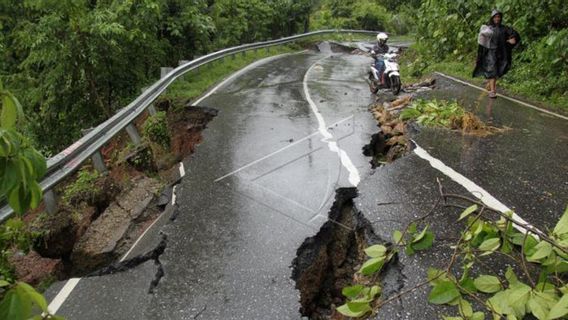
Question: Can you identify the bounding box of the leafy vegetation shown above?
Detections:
[0,83,60,319]
[406,0,568,111]
[338,189,568,320]
[0,0,314,155]
[336,244,392,318]
[142,111,170,150]
[400,99,499,135]
[61,168,100,206]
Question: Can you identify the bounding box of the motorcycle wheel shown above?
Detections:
[391,76,401,95]
[370,81,379,94]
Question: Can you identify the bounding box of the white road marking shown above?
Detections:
[48,278,81,314]
[171,185,177,205]
[46,52,305,313]
[303,56,361,186]
[214,115,354,182]
[193,51,307,105]
[413,143,536,235]
[435,72,568,121]
[179,162,186,177]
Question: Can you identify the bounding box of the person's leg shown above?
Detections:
[488,78,497,98]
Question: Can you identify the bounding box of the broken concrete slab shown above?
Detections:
[71,177,161,274]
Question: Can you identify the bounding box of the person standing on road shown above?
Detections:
[372,33,389,85]
[473,9,520,98]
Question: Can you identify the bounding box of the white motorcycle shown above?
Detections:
[368,51,402,95]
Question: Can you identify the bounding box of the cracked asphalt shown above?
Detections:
[45,42,567,319]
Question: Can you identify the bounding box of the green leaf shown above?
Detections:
[413,225,429,243]
[17,282,48,312]
[473,275,502,293]
[1,94,17,129]
[507,283,532,316]
[458,298,473,318]
[364,245,387,258]
[428,280,460,305]
[342,285,364,299]
[478,238,500,252]
[29,181,42,210]
[552,206,568,236]
[528,241,553,261]
[505,266,519,285]
[0,286,32,320]
[0,280,10,287]
[459,277,477,293]
[359,257,384,276]
[369,285,381,299]
[393,230,403,244]
[548,293,568,319]
[336,301,372,317]
[412,231,434,251]
[427,268,448,285]
[458,205,478,221]
[471,311,485,320]
[553,206,568,236]
[528,294,548,320]
[8,184,25,214]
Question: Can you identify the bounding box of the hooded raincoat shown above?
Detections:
[473,10,521,79]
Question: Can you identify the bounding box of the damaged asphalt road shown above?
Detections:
[45,43,567,319]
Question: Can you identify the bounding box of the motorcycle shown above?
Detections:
[368,51,402,95]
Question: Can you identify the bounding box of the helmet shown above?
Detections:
[377,32,388,43]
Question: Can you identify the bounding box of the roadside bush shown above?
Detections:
[62,168,101,206]
[142,111,170,150]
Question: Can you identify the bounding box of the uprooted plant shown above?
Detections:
[337,179,568,319]
[399,99,506,136]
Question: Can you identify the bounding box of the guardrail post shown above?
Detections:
[241,51,246,58]
[82,128,108,174]
[231,53,236,60]
[44,189,58,214]
[178,60,190,66]
[265,47,270,54]
[125,123,142,146]
[91,151,108,174]
[141,86,157,116]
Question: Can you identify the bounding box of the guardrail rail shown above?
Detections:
[0,29,378,222]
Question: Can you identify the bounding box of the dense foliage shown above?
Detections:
[0,0,313,155]
[410,0,568,108]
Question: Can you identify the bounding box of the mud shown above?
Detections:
[292,188,383,319]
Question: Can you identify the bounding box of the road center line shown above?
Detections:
[47,278,80,314]
[303,56,361,186]
[435,72,568,121]
[47,52,307,314]
[413,143,536,235]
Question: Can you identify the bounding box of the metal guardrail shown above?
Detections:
[0,29,378,222]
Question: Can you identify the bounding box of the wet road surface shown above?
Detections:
[45,44,567,319]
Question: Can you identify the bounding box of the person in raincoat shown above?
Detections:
[473,9,521,98]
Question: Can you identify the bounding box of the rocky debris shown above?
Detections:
[9,250,64,286]
[71,177,161,275]
[403,77,436,92]
[365,96,414,167]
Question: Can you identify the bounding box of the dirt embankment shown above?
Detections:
[13,101,216,287]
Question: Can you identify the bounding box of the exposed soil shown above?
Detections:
[364,96,415,168]
[292,188,383,320]
[14,103,216,287]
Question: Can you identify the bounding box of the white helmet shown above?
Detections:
[377,32,388,42]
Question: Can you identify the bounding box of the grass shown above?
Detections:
[163,44,297,102]
[399,46,568,113]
